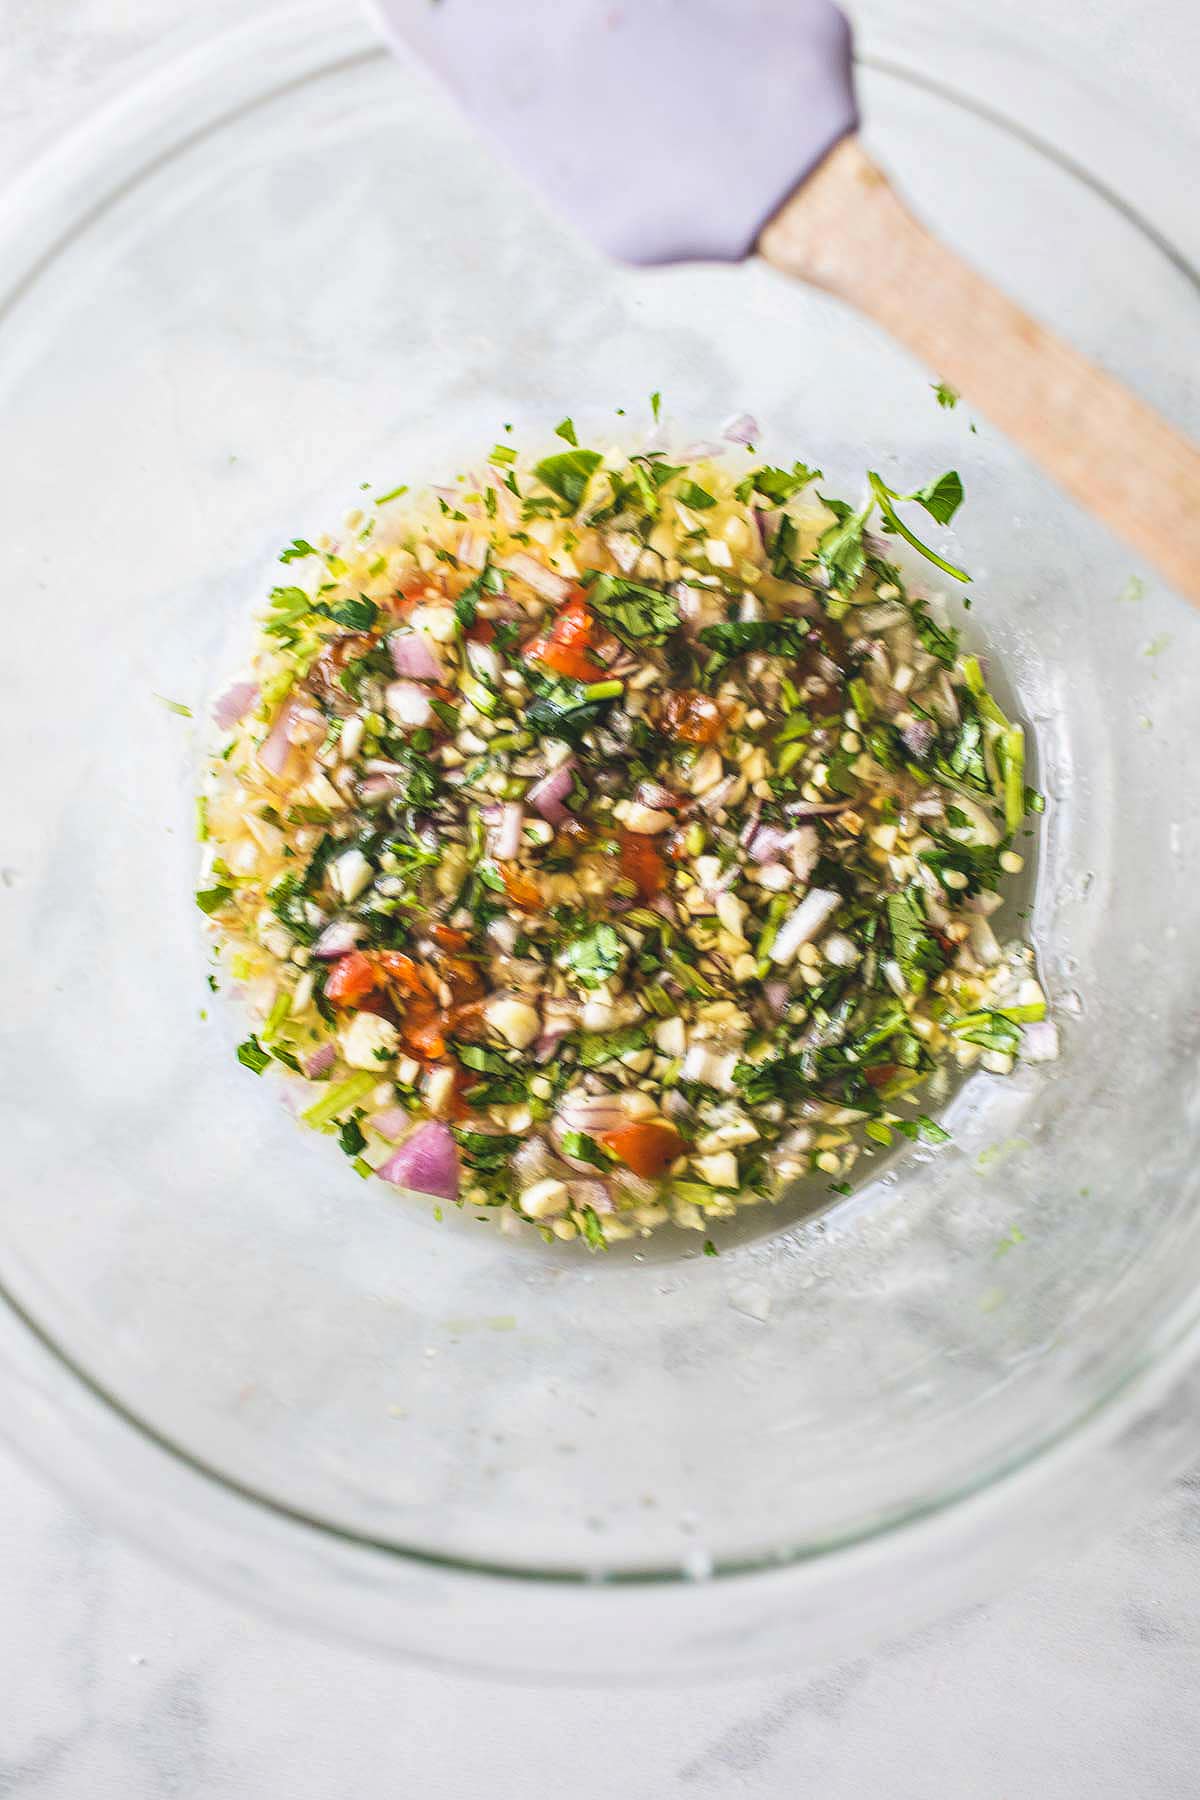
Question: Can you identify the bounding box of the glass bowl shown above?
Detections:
[1,0,1199,1679]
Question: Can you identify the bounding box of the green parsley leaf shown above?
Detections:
[674,479,717,511]
[559,1130,612,1170]
[911,600,960,668]
[702,1238,719,1256]
[932,382,959,409]
[195,884,232,915]
[866,472,970,583]
[698,617,812,670]
[917,1115,951,1145]
[314,594,378,632]
[525,674,613,746]
[910,469,964,526]
[531,449,603,513]
[280,538,318,563]
[650,390,662,421]
[554,417,578,446]
[563,922,623,990]
[577,1025,648,1069]
[236,1035,271,1075]
[751,462,822,505]
[584,572,679,644]
[338,1116,367,1157]
[579,1204,608,1249]
[886,889,946,995]
[817,496,873,591]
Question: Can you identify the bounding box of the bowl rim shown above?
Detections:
[1,0,1199,1647]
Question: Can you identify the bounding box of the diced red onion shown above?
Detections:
[512,1134,560,1187]
[494,802,524,862]
[314,920,365,959]
[376,1120,460,1201]
[648,893,680,926]
[457,529,489,570]
[358,773,401,805]
[636,778,679,812]
[662,1089,693,1122]
[750,506,778,557]
[213,680,259,730]
[486,915,519,955]
[769,888,841,964]
[556,1093,629,1134]
[604,532,641,574]
[764,980,791,1016]
[680,439,726,462]
[389,631,442,681]
[676,584,702,629]
[610,1165,660,1206]
[738,799,763,847]
[901,718,936,759]
[698,774,739,816]
[747,823,789,864]
[506,552,572,603]
[566,1178,614,1214]
[300,1043,335,1080]
[369,1106,411,1142]
[527,761,575,824]
[784,798,858,819]
[385,680,433,729]
[485,474,520,526]
[722,412,760,446]
[257,701,296,776]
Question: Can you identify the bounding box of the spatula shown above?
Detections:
[369,0,1200,608]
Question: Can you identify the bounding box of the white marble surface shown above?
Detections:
[2,1,1200,1794]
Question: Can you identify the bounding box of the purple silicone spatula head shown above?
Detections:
[368,0,858,265]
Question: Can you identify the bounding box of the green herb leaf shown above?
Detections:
[236,1035,271,1075]
[931,382,959,410]
[554,417,578,446]
[313,594,378,632]
[886,889,946,994]
[338,1116,367,1157]
[866,472,970,583]
[563,922,624,990]
[280,538,318,563]
[910,469,964,526]
[531,449,603,513]
[584,572,679,644]
[650,391,662,422]
[698,617,812,670]
[577,1025,648,1069]
[911,600,960,668]
[579,1204,608,1249]
[560,1129,612,1170]
[750,462,822,505]
[675,479,717,511]
[817,497,873,591]
[195,884,232,915]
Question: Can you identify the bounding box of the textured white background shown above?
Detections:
[1,2,1199,1795]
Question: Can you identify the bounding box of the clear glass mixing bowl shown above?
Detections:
[1,0,1199,1679]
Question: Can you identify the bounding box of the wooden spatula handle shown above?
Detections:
[759,135,1200,609]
